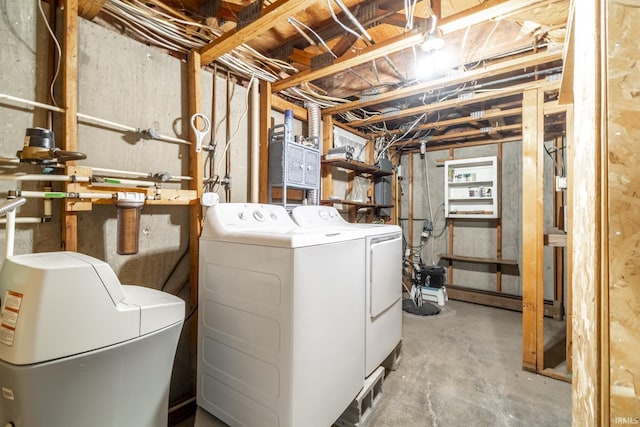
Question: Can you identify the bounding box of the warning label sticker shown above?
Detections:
[0,290,23,347]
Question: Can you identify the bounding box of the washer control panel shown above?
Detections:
[291,206,348,227]
[209,203,295,230]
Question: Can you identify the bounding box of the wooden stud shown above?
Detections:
[447,148,454,285]
[62,0,78,252]
[565,104,574,375]
[521,88,539,372]
[199,0,316,64]
[408,153,414,253]
[322,115,334,202]
[258,80,272,203]
[496,141,503,292]
[187,50,203,394]
[535,88,545,373]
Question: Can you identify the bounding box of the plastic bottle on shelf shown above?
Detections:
[284,109,294,143]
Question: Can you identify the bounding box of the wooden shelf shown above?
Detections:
[321,158,393,176]
[439,254,518,265]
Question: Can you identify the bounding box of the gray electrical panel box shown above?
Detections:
[375,158,393,217]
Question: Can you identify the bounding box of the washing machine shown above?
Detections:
[0,251,185,427]
[198,203,365,427]
[292,205,402,377]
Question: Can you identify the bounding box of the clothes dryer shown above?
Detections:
[292,205,402,377]
[198,203,365,427]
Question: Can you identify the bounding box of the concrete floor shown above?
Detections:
[174,300,571,427]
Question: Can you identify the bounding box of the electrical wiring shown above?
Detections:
[37,0,61,107]
[327,0,367,43]
[215,74,256,179]
[288,17,337,59]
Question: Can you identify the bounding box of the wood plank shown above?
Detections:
[272,31,424,92]
[323,50,562,117]
[187,50,203,394]
[259,80,272,203]
[521,88,539,372]
[438,254,517,265]
[62,0,79,252]
[446,285,562,318]
[199,0,316,64]
[571,1,603,423]
[496,140,503,292]
[606,0,640,422]
[535,87,545,373]
[438,0,546,35]
[271,95,308,121]
[322,115,334,201]
[565,104,574,375]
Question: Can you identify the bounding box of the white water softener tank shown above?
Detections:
[0,252,185,427]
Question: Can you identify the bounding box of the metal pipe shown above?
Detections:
[250,78,260,203]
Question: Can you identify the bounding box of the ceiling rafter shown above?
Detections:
[199,0,317,64]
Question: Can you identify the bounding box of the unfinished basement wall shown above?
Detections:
[401,139,558,301]
[0,2,251,404]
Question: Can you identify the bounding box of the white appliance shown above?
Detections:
[198,203,365,427]
[0,251,185,427]
[292,206,402,377]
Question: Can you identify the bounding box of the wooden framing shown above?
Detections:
[62,0,79,252]
[187,50,203,392]
[521,88,544,372]
[258,80,272,203]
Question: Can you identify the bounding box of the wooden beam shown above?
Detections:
[272,31,424,92]
[62,0,79,252]
[324,49,562,117]
[271,95,308,121]
[259,80,272,203]
[521,88,540,372]
[199,0,316,64]
[447,285,561,318]
[187,50,203,394]
[322,115,334,201]
[438,0,548,35]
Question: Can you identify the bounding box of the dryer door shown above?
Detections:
[369,235,402,317]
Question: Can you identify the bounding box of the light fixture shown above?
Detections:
[420,28,445,52]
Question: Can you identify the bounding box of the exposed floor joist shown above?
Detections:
[199,0,317,64]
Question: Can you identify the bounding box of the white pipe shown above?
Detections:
[0,92,190,146]
[0,174,91,182]
[0,217,45,225]
[5,209,16,258]
[90,166,192,181]
[333,0,373,42]
[0,197,27,259]
[0,92,65,113]
[17,191,114,200]
[250,78,260,203]
[95,177,158,187]
[77,112,190,145]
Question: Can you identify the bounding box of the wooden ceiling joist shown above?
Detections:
[323,49,562,116]
[199,0,316,64]
[272,31,424,92]
[438,0,552,35]
[346,79,560,127]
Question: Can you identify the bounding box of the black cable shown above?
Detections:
[160,248,189,292]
